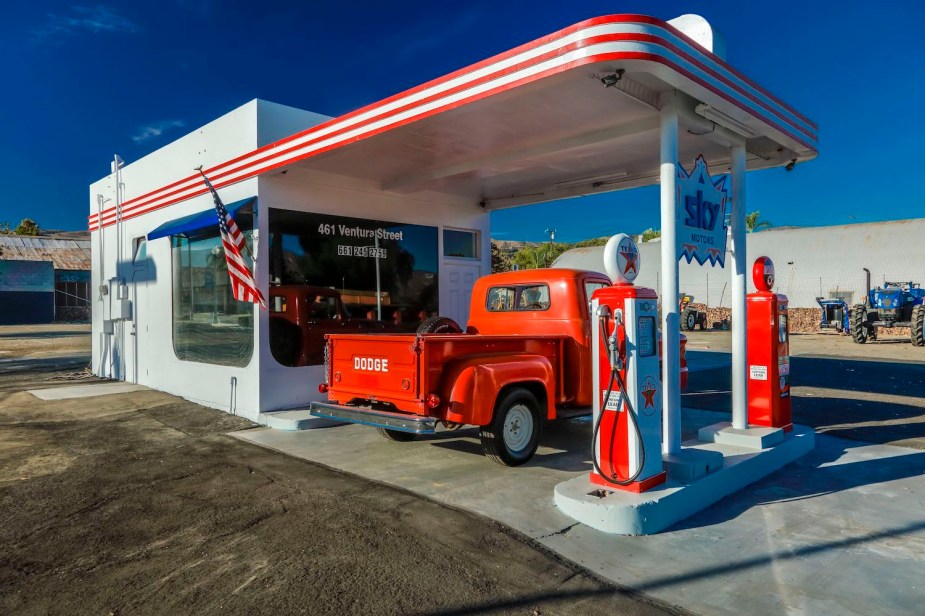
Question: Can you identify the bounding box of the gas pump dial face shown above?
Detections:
[752,256,775,292]
[604,234,640,284]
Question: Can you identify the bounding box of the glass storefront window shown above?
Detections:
[171,233,254,367]
[267,209,439,367]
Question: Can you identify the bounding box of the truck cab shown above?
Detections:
[466,269,611,408]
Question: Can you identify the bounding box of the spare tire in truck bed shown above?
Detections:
[416,316,462,334]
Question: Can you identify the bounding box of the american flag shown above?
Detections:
[197,168,266,309]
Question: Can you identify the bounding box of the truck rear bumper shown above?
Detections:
[308,402,437,434]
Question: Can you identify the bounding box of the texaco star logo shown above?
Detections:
[618,239,639,279]
[641,376,658,415]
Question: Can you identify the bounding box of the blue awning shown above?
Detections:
[147,197,256,241]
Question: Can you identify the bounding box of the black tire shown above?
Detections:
[269,317,302,366]
[376,428,417,442]
[417,316,462,335]
[682,309,695,331]
[850,305,868,344]
[480,387,542,466]
[912,305,925,347]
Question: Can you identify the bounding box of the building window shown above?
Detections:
[132,237,147,263]
[54,270,91,309]
[171,233,254,367]
[443,229,479,259]
[267,209,438,367]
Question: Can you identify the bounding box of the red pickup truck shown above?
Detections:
[311,269,687,466]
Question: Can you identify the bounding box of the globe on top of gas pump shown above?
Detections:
[753,256,775,292]
[603,234,640,285]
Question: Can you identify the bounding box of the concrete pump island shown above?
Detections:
[78,11,925,616]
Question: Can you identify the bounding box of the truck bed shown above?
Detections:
[325,332,568,416]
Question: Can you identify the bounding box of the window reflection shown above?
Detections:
[268,209,439,366]
[171,234,254,367]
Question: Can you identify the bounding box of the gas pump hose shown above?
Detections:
[591,327,647,487]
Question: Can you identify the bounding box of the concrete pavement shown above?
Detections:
[234,408,925,616]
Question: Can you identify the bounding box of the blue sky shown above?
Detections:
[1,1,922,240]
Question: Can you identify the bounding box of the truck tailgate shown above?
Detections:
[327,334,420,406]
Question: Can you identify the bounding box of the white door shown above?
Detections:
[443,262,480,328]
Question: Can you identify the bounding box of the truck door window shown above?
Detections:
[270,296,287,313]
[312,295,340,319]
[517,285,550,310]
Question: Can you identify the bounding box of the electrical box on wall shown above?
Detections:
[103,319,115,335]
[118,284,129,300]
[120,299,133,320]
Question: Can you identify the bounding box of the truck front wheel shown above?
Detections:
[480,388,541,467]
[376,428,417,442]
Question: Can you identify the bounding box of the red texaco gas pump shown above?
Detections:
[589,234,666,492]
[747,256,793,432]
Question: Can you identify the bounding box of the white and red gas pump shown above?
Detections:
[589,234,666,492]
[746,256,793,432]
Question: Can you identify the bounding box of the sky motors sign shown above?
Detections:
[676,156,729,267]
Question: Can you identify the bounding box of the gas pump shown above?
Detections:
[747,256,793,432]
[589,234,666,492]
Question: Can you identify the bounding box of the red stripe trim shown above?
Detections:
[90,16,814,229]
[90,31,810,229]
[93,48,816,231]
[91,32,817,230]
[654,17,817,130]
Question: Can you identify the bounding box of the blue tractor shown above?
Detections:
[850,268,925,346]
[816,297,850,334]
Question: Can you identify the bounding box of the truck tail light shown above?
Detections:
[318,383,329,394]
[425,393,441,409]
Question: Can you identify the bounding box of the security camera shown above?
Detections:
[600,69,625,88]
[784,159,797,172]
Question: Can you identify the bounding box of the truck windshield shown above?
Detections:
[487,284,550,311]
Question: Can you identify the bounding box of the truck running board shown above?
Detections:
[309,402,437,434]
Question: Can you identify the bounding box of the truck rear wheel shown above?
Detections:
[269,317,302,367]
[376,428,417,442]
[912,305,925,347]
[850,305,868,344]
[417,316,462,335]
[480,387,541,467]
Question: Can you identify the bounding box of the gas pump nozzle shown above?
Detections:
[596,305,624,372]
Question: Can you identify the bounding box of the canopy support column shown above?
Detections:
[730,144,748,429]
[660,91,681,455]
